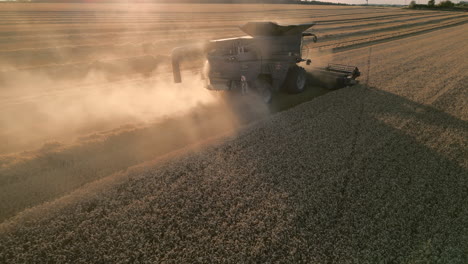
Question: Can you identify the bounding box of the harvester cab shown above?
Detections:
[171,22,360,103]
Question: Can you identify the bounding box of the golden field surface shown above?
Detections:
[0,4,466,153]
[0,3,467,262]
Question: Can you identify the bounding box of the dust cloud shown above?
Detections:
[0,4,274,156]
[0,66,226,154]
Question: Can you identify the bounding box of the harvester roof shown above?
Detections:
[239,22,315,37]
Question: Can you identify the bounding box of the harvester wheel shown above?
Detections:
[254,78,273,104]
[284,66,307,94]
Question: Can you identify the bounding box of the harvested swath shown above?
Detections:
[0,90,465,263]
[2,15,465,90]
[318,14,467,38]
[314,19,468,51]
[0,7,463,79]
[0,24,466,263]
[316,12,452,27]
[0,102,243,222]
[0,3,460,86]
[0,54,169,92]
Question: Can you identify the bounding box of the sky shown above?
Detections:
[0,0,462,6]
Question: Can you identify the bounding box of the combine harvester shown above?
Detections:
[172,22,360,103]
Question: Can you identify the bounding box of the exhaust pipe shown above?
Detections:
[171,48,182,83]
[171,42,209,84]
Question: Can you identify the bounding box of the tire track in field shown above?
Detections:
[0,9,402,26]
[318,14,467,40]
[316,13,457,32]
[1,17,465,103]
[1,13,463,71]
[4,19,466,115]
[0,13,448,49]
[313,17,468,51]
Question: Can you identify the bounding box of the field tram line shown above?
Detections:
[0,13,408,45]
[313,12,436,25]
[0,28,241,53]
[0,11,413,31]
[1,12,464,86]
[0,19,462,71]
[4,18,466,103]
[313,18,468,53]
[0,22,239,38]
[317,13,461,33]
[0,13,442,36]
[318,14,467,39]
[0,25,236,42]
[322,15,467,42]
[0,13,459,53]
[0,72,175,109]
[0,9,401,21]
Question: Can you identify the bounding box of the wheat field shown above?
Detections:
[0,3,467,263]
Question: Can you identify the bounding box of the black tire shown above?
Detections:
[216,90,240,106]
[283,66,307,94]
[254,78,273,104]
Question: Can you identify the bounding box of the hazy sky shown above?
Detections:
[0,0,462,5]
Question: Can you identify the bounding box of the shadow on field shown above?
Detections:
[238,87,468,262]
[135,87,466,262]
[0,76,329,223]
[0,102,237,222]
[0,87,466,262]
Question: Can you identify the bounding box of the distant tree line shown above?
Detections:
[408,0,467,10]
